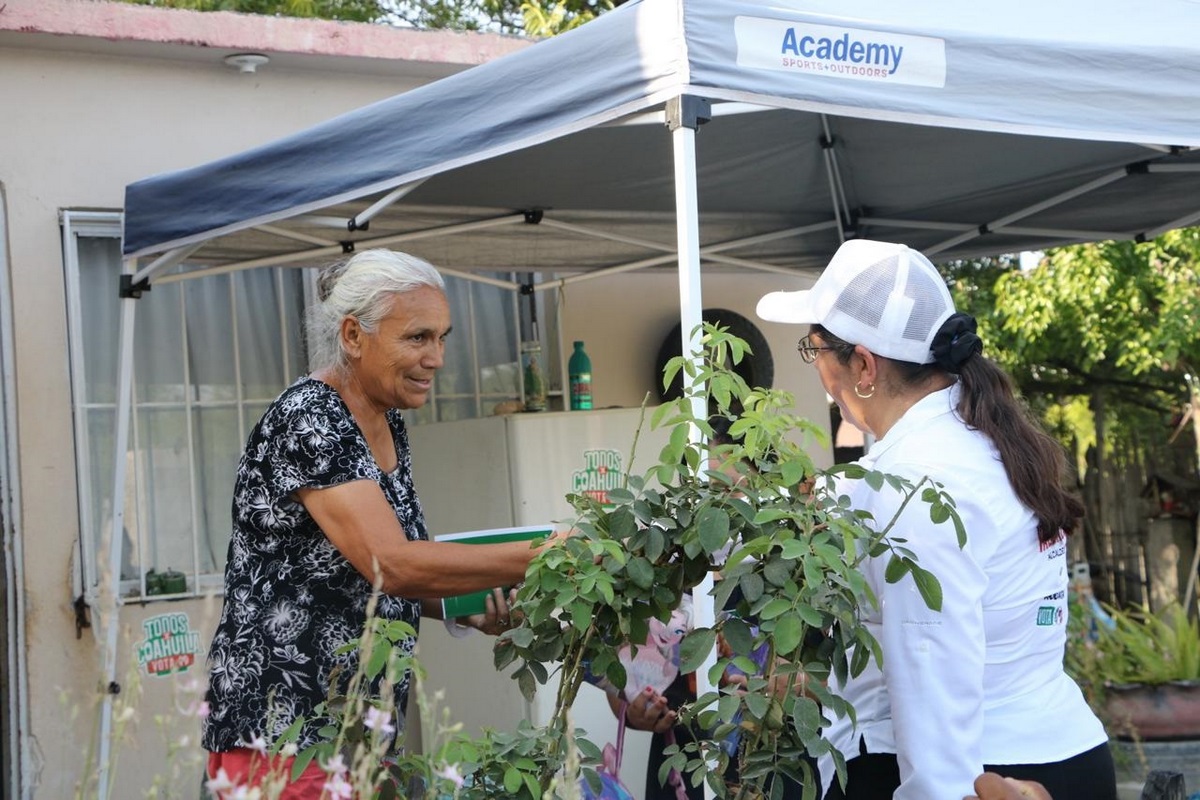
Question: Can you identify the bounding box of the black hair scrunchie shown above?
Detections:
[930,313,983,373]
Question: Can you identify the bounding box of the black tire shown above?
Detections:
[654,308,775,402]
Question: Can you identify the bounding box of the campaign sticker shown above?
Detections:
[135,612,202,677]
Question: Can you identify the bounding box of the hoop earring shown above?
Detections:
[854,383,876,399]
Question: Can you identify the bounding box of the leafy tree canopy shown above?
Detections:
[115,0,617,34]
[941,228,1200,468]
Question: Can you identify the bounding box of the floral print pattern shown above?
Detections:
[202,377,425,752]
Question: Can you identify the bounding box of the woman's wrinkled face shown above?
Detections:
[355,285,451,410]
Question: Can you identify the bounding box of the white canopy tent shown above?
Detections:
[105,0,1200,792]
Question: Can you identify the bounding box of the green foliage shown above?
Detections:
[115,0,393,22]
[519,0,611,35]
[488,323,964,798]
[1068,602,1200,689]
[112,0,623,34]
[941,229,1200,471]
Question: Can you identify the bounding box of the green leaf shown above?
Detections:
[722,615,755,656]
[679,628,717,673]
[911,566,943,611]
[763,557,792,587]
[758,598,792,620]
[791,695,823,737]
[645,526,666,561]
[796,604,825,628]
[743,690,770,720]
[717,692,742,723]
[626,556,655,589]
[780,458,807,486]
[774,614,803,655]
[697,507,731,555]
[607,488,635,506]
[365,639,390,679]
[739,572,765,602]
[865,470,884,491]
[503,766,523,794]
[883,555,910,584]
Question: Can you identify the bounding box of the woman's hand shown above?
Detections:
[965,773,1053,800]
[459,586,519,636]
[622,687,678,735]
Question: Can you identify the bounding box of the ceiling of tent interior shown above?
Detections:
[141,101,1200,287]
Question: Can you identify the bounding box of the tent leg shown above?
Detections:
[670,96,718,800]
[95,263,139,800]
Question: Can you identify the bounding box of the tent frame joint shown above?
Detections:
[341,241,355,254]
[666,95,711,132]
[118,274,152,299]
[523,209,544,225]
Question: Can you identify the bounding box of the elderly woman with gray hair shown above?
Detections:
[201,249,547,798]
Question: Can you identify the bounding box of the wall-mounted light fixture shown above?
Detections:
[223,53,270,74]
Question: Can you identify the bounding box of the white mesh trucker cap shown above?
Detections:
[756,240,957,365]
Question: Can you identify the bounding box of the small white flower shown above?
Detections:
[178,735,191,748]
[280,742,298,758]
[436,763,465,789]
[115,706,136,723]
[239,735,268,756]
[226,786,262,800]
[363,707,396,736]
[205,767,237,795]
[322,753,348,776]
[323,773,354,799]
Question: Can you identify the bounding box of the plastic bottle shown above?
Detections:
[568,340,593,410]
[521,341,547,412]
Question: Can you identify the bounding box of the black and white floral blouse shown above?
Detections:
[202,376,426,752]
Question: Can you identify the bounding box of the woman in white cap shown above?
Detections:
[756,240,1115,800]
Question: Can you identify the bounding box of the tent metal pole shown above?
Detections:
[538,217,835,265]
[820,115,853,235]
[927,168,1127,254]
[254,224,340,248]
[129,242,203,288]
[151,214,527,284]
[528,219,837,290]
[1148,163,1200,173]
[861,216,1127,242]
[349,180,425,230]
[435,267,521,291]
[96,259,141,800]
[1141,208,1200,241]
[669,94,717,800]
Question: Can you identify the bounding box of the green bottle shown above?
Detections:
[522,341,547,412]
[568,340,593,410]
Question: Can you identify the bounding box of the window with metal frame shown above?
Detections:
[63,211,558,601]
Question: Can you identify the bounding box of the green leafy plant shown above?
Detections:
[491,323,963,799]
[1068,602,1200,689]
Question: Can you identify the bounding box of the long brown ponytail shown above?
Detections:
[812,324,1082,544]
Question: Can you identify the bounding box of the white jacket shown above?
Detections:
[818,385,1106,800]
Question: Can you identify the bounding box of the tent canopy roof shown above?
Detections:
[122,0,1200,284]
